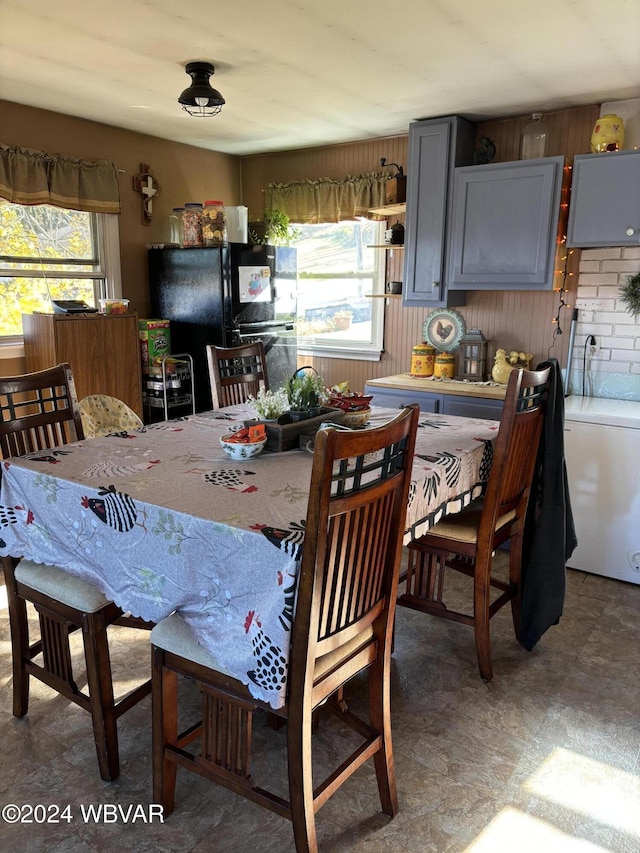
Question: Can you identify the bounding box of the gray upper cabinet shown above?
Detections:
[567,149,640,247]
[403,116,475,307]
[448,157,565,291]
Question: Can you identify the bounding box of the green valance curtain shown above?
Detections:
[264,172,388,224]
[0,144,121,214]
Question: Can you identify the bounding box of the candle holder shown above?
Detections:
[457,328,488,380]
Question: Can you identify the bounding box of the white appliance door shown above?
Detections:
[565,419,640,584]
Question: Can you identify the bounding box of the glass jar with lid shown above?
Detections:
[202,200,227,247]
[169,207,184,246]
[182,203,203,247]
[519,113,548,160]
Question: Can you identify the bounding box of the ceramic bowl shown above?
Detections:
[220,434,267,460]
[340,407,371,427]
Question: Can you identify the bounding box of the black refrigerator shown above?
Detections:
[148,244,297,412]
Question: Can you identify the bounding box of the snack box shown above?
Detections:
[139,319,171,367]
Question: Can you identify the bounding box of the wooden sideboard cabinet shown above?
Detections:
[22,313,143,418]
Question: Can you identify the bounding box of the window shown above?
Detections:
[292,220,385,360]
[0,202,121,340]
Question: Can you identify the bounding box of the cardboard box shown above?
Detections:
[138,319,171,367]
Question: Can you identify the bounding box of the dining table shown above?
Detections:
[0,404,499,709]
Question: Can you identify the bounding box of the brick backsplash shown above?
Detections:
[569,247,640,399]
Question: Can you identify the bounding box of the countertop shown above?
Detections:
[366,373,508,401]
[564,395,640,429]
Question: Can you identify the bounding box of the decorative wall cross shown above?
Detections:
[132,163,161,225]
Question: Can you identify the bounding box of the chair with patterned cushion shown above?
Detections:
[206,341,269,409]
[397,367,551,681]
[151,404,419,853]
[0,364,151,782]
[78,394,143,438]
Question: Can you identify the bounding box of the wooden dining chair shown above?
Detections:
[0,363,151,782]
[151,404,419,853]
[398,367,552,681]
[206,341,269,409]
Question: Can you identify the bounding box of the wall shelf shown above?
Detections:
[368,202,406,218]
[365,293,402,299]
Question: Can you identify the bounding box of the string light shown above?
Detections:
[549,246,575,357]
[548,163,575,357]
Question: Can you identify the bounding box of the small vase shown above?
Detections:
[590,114,624,153]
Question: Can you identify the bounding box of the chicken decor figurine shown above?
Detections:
[491,348,534,384]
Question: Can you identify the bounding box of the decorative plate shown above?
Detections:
[423,308,466,352]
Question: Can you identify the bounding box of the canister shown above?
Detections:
[182,203,203,247]
[434,352,456,379]
[590,114,624,153]
[169,207,184,246]
[411,343,436,377]
[202,200,227,246]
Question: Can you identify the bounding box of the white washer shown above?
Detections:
[564,395,640,584]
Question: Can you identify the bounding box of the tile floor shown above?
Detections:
[1,553,639,852]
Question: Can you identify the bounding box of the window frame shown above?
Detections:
[294,219,386,362]
[0,209,122,355]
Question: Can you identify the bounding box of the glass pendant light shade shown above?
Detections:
[519,113,548,160]
[179,62,225,117]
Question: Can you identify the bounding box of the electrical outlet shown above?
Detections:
[576,299,604,310]
[590,337,599,355]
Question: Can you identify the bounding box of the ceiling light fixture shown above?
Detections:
[178,61,225,117]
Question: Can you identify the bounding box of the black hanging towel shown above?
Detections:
[519,358,578,651]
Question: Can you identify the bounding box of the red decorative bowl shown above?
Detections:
[328,393,374,412]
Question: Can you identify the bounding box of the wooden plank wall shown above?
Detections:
[241,105,600,389]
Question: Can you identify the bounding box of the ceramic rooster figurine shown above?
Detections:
[491,349,514,384]
[491,348,534,384]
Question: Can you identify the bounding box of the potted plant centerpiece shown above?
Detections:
[247,387,289,422]
[285,367,328,421]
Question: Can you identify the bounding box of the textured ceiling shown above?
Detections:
[1,0,639,155]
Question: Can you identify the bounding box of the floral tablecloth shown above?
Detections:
[0,405,498,708]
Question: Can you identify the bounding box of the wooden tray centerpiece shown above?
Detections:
[245,367,348,452]
[244,408,346,453]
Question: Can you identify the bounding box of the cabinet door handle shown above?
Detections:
[626,228,636,237]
